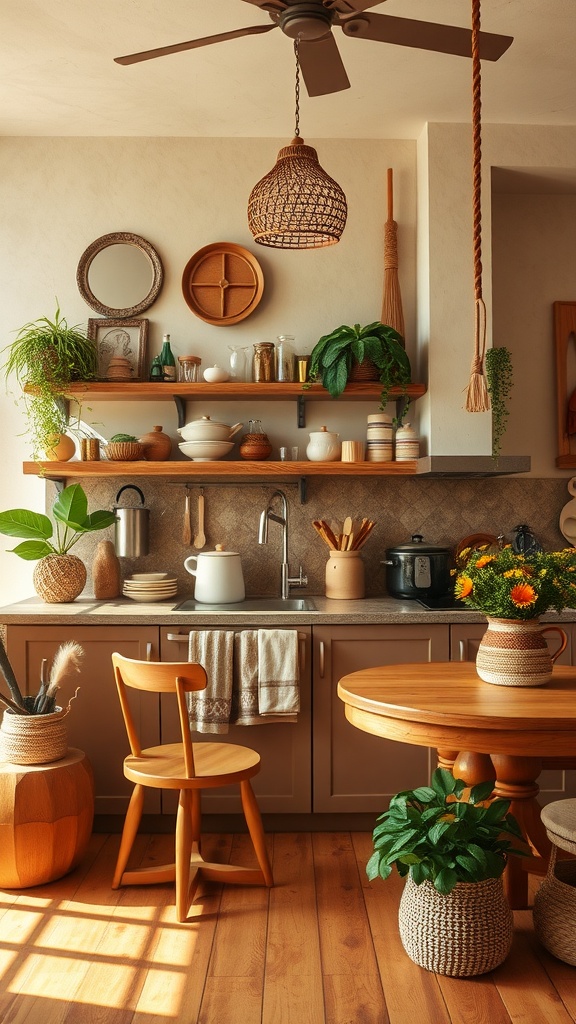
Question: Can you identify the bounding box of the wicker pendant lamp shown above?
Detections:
[247,40,347,250]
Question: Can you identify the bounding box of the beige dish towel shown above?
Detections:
[257,629,300,716]
[231,630,298,725]
[187,630,235,734]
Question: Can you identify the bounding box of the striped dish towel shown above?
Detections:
[187,630,235,734]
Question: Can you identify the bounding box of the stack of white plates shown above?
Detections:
[123,572,178,602]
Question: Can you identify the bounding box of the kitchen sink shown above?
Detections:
[173,597,318,613]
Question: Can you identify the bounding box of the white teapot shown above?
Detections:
[306,426,341,462]
[184,546,245,604]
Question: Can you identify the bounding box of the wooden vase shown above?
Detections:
[476,616,568,687]
[92,539,121,599]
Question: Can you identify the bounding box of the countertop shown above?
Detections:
[1,595,576,627]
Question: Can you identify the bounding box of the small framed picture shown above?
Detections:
[87,318,148,380]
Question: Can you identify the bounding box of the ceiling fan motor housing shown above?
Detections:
[278,2,334,40]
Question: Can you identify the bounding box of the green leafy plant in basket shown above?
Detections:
[2,303,98,459]
[305,321,411,411]
[0,640,84,716]
[0,483,117,603]
[366,767,528,895]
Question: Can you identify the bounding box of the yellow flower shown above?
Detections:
[504,568,530,579]
[455,575,473,598]
[510,583,537,608]
[475,555,495,569]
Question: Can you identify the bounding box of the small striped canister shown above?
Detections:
[395,422,420,461]
[366,413,393,462]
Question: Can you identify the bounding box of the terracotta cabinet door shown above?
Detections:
[313,623,450,813]
[159,627,312,814]
[450,621,576,801]
[4,625,161,815]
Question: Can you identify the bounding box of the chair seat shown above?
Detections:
[124,740,262,789]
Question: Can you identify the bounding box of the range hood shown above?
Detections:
[416,455,531,477]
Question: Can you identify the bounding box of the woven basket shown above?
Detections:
[33,554,87,603]
[533,850,576,964]
[104,442,146,461]
[399,875,513,976]
[476,617,567,687]
[0,706,68,764]
[349,358,380,382]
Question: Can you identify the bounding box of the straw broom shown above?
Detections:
[381,167,405,346]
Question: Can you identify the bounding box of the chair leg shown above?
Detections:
[112,784,145,889]
[239,779,274,886]
[191,789,202,848]
[175,789,194,922]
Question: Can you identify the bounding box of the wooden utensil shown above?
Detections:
[194,490,206,549]
[182,488,192,545]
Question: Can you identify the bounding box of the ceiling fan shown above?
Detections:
[114,0,513,98]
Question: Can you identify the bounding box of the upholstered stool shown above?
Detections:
[533,799,576,964]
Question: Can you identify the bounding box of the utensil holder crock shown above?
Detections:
[325,551,365,600]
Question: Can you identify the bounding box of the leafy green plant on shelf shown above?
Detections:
[2,303,98,459]
[366,767,528,895]
[304,321,411,411]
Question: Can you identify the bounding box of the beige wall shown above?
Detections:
[1,126,576,605]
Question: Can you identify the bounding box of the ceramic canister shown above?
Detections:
[366,412,393,462]
[184,550,245,604]
[325,550,365,600]
[395,422,420,460]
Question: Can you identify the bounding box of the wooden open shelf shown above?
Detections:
[24,459,419,480]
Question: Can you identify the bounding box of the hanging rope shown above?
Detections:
[465,0,490,412]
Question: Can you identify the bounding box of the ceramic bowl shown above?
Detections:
[178,417,243,442]
[178,440,234,461]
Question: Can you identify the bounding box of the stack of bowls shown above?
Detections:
[123,572,178,602]
[366,413,393,462]
[178,440,235,462]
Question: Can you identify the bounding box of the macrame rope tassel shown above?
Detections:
[465,0,490,413]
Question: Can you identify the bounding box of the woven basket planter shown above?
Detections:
[476,617,567,687]
[104,442,146,461]
[349,358,380,382]
[33,554,86,603]
[0,705,68,764]
[399,875,513,976]
[533,848,576,964]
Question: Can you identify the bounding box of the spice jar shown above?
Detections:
[177,356,201,383]
[275,335,295,382]
[252,342,275,382]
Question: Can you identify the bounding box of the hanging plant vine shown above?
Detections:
[485,347,513,459]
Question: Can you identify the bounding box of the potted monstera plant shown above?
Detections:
[0,483,116,603]
[2,304,98,460]
[366,768,528,977]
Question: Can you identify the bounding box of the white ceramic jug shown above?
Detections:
[306,426,341,462]
[184,548,245,604]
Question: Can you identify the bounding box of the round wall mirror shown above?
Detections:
[76,231,164,318]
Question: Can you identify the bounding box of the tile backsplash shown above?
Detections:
[61,476,571,600]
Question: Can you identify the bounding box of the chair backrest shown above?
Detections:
[111,653,208,778]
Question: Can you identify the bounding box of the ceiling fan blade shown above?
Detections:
[114,23,277,66]
[340,13,513,61]
[298,34,351,97]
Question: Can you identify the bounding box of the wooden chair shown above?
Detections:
[111,653,273,921]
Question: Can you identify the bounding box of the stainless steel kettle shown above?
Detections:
[113,485,150,557]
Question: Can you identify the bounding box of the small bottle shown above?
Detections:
[160,334,176,382]
[149,355,164,381]
[275,335,295,382]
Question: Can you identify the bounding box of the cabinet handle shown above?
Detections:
[459,640,466,662]
[319,640,325,678]
[166,632,190,643]
[146,642,152,662]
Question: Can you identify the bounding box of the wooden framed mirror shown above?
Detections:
[76,231,164,318]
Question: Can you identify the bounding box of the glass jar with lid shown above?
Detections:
[252,342,275,382]
[275,335,295,382]
[177,355,201,383]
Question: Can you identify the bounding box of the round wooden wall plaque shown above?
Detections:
[181,241,264,326]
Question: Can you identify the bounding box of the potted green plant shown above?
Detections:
[305,321,411,411]
[2,304,98,459]
[0,483,116,603]
[366,767,528,976]
[485,346,513,459]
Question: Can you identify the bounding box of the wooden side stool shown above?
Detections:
[0,748,94,889]
[533,799,576,965]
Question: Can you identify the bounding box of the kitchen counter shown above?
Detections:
[1,595,576,627]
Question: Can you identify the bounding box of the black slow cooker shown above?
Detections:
[381,534,453,600]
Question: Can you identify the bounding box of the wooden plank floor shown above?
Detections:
[0,831,575,1024]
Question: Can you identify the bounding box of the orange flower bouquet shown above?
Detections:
[454,546,576,620]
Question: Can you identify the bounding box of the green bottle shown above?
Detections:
[160,334,176,382]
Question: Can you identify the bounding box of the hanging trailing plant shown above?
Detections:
[485,346,513,459]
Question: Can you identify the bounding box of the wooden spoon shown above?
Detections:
[194,491,206,549]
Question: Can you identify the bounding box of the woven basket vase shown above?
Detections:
[349,358,380,382]
[399,875,513,977]
[33,554,87,603]
[476,617,568,687]
[0,706,68,765]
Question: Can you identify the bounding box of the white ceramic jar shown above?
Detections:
[306,426,341,462]
[184,549,245,604]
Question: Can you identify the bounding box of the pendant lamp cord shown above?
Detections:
[465,0,490,412]
[294,39,301,138]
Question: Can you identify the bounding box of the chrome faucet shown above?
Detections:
[258,489,307,599]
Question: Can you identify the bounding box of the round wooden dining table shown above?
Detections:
[337,661,576,909]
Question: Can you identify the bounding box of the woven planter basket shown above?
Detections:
[476,617,567,687]
[399,875,513,976]
[349,358,380,382]
[0,705,68,764]
[33,554,87,603]
[533,851,576,964]
[104,442,146,461]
